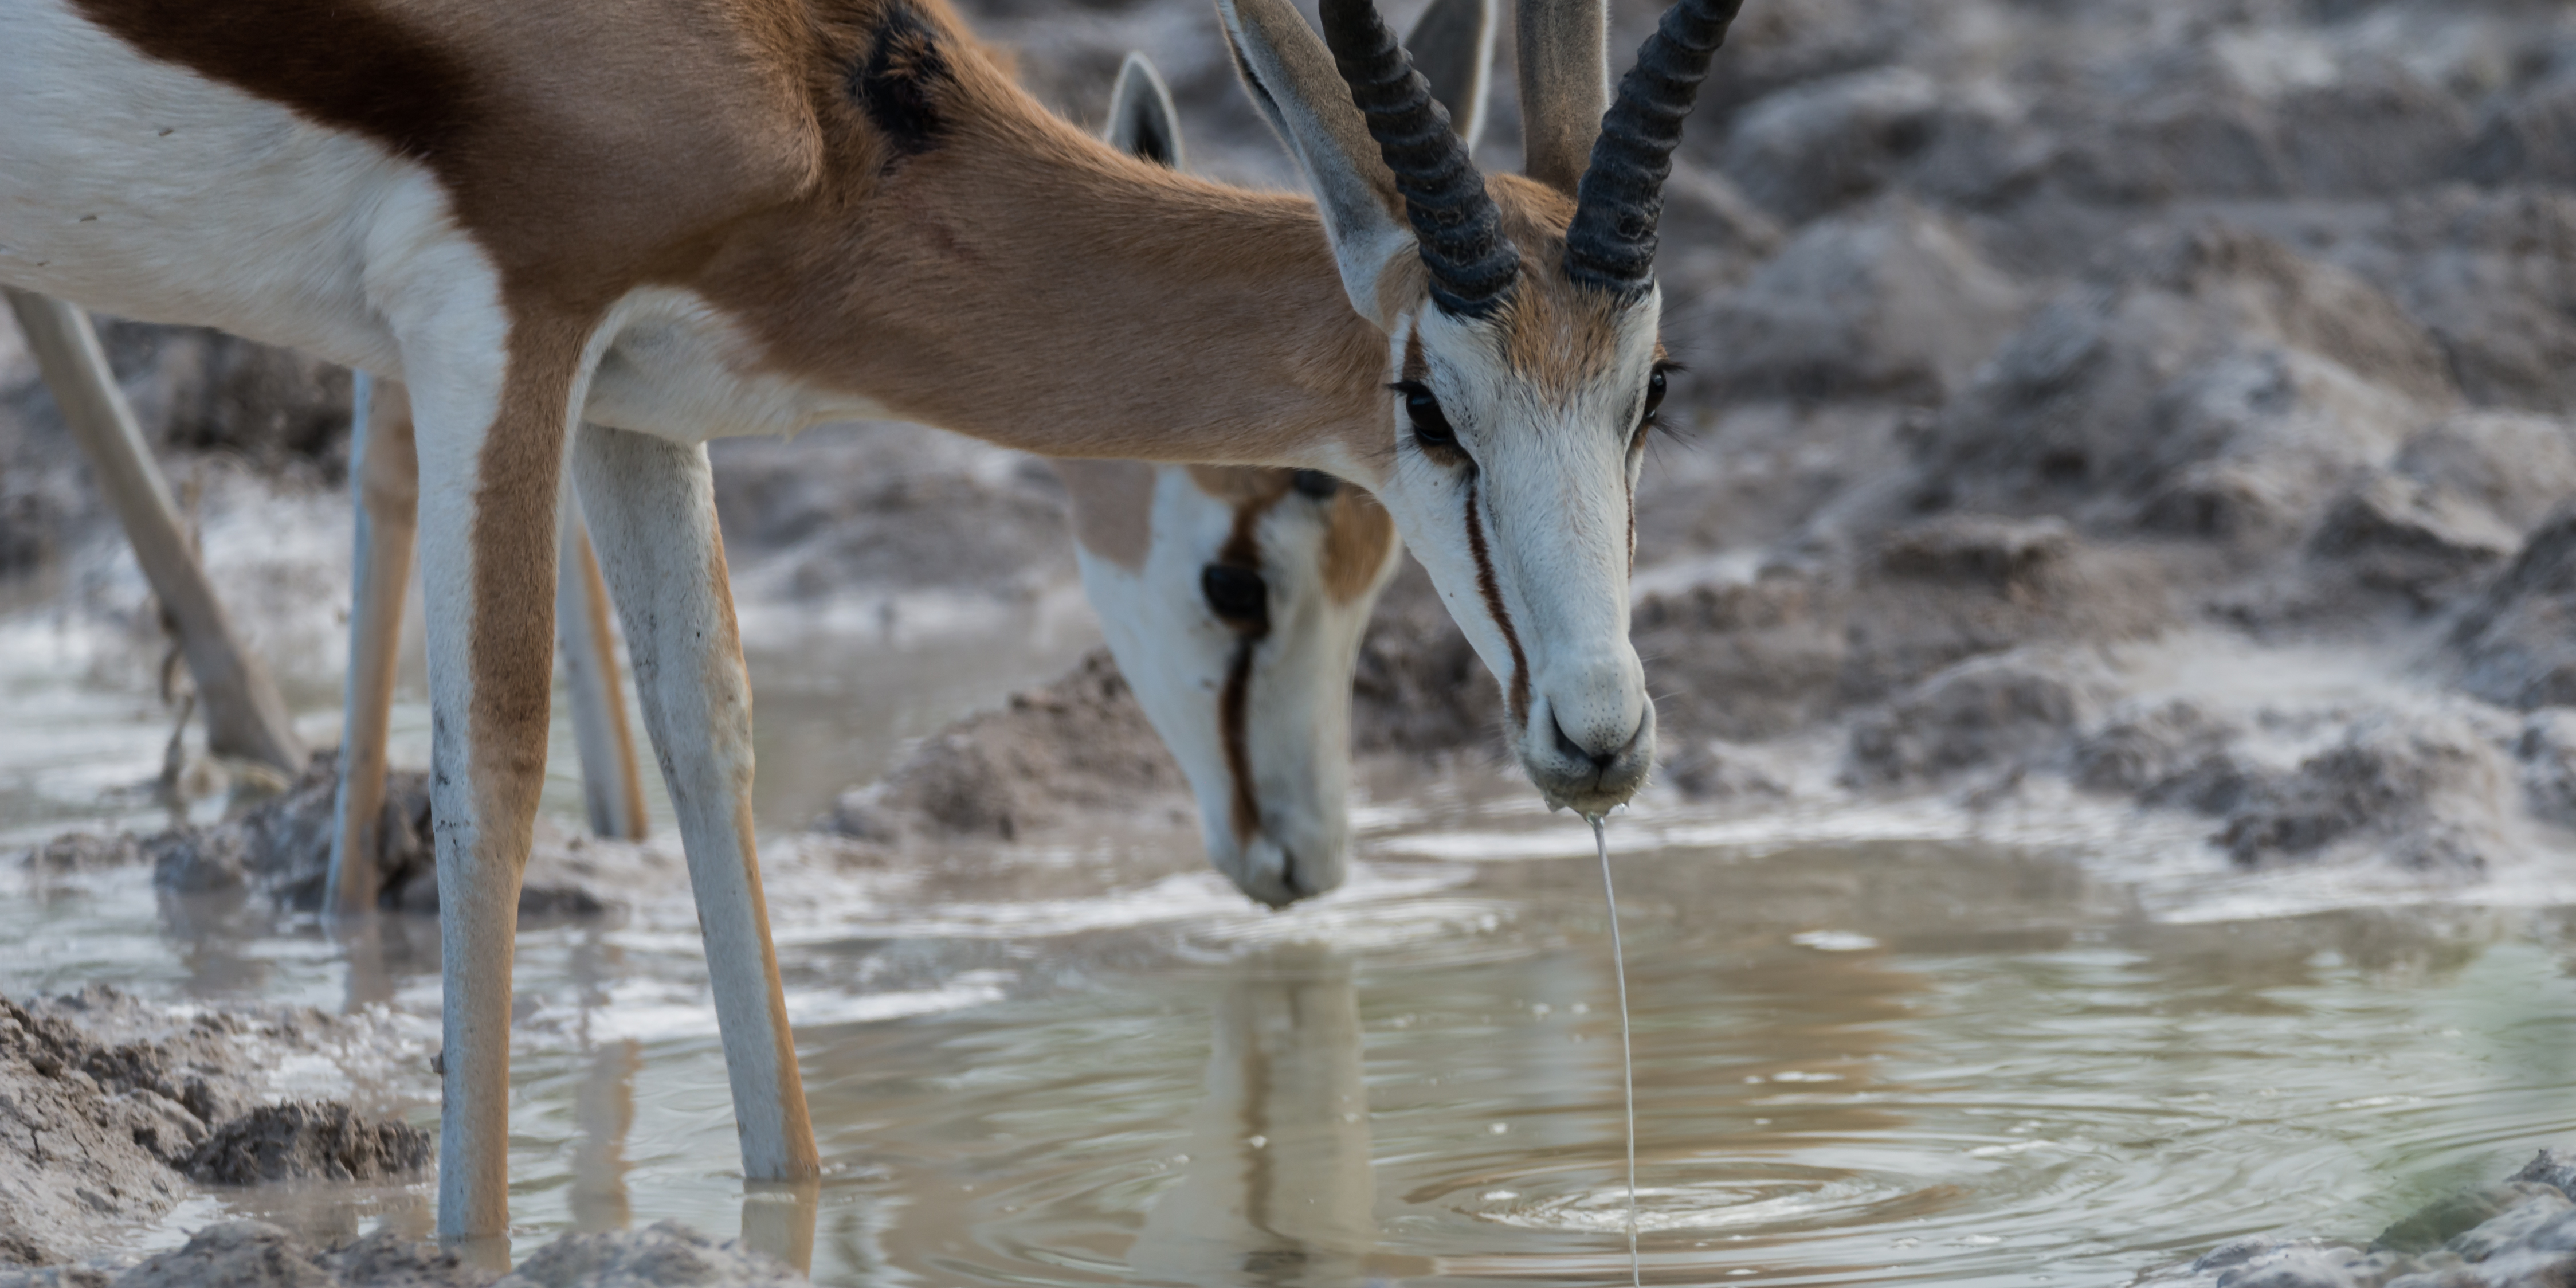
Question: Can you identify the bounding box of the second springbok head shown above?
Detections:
[1058,24,1499,906]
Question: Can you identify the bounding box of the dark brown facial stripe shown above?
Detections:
[1464,472,1531,729]
[1213,492,1284,844]
[1626,478,1637,573]
[1219,635,1261,844]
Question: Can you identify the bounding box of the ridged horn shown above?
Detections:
[1317,0,1519,318]
[1564,0,1744,297]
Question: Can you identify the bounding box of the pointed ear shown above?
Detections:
[1404,0,1497,152]
[1107,52,1185,169]
[1518,0,1608,194]
[1217,0,1413,327]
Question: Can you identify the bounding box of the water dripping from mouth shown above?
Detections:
[1590,812,1638,1288]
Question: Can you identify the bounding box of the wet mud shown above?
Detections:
[2141,1151,2576,1288]
[0,990,418,1269]
[0,1220,800,1288]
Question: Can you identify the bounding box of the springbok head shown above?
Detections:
[1058,39,1477,907]
[1221,0,1739,814]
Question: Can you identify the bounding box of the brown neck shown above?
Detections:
[701,61,1393,478]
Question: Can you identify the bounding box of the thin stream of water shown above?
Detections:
[1591,813,1639,1288]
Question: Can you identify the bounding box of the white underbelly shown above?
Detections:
[0,0,422,375]
[586,288,897,444]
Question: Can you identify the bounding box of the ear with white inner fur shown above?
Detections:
[1107,52,1186,169]
[1216,0,1413,327]
[1516,0,1609,194]
[1403,0,1497,152]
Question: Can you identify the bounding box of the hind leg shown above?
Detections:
[570,419,817,1183]
[328,374,418,922]
[557,516,650,840]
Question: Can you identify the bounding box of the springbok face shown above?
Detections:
[1057,460,1398,906]
[1221,0,1739,814]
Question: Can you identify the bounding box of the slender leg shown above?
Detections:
[4,289,304,773]
[557,518,650,840]
[571,420,819,1184]
[407,316,585,1248]
[328,374,419,922]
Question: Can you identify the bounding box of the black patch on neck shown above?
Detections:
[852,2,950,156]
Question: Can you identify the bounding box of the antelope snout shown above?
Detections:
[1518,656,1656,815]
[1207,823,1349,909]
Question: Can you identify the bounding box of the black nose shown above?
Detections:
[1552,712,1619,770]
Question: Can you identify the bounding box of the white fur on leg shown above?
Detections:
[379,236,528,1246]
[570,420,820,1189]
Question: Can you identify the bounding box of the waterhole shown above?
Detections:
[4,628,2574,1286]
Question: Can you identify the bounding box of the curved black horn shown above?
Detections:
[1564,0,1744,297]
[1318,0,1519,318]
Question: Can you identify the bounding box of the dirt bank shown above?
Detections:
[0,989,422,1268]
[0,1220,801,1288]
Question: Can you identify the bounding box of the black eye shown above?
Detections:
[1290,469,1340,499]
[1393,380,1458,453]
[1645,366,1669,418]
[1201,562,1268,629]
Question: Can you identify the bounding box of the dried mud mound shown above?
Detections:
[826,649,1193,844]
[0,990,412,1267]
[105,750,679,922]
[181,1103,428,1188]
[2449,503,2576,712]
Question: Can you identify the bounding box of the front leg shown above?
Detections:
[570,421,820,1187]
[406,315,592,1246]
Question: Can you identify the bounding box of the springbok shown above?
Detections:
[326,32,1472,916]
[0,0,1741,1240]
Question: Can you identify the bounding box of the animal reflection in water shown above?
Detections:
[1135,948,1386,1288]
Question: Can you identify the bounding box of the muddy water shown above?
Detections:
[6,619,2576,1286]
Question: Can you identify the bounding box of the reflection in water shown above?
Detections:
[742,1180,822,1276]
[571,1038,640,1233]
[1133,947,1377,1288]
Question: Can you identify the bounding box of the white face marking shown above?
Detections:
[0,0,413,373]
[1362,297,1663,814]
[1069,466,1399,906]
